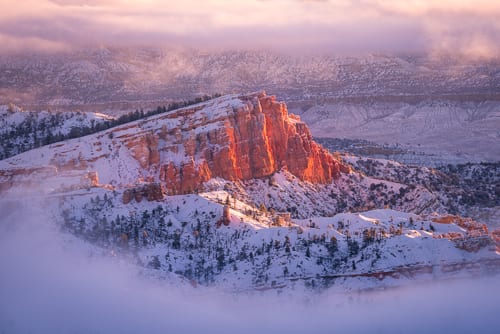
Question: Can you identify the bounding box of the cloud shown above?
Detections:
[0,33,70,53]
[422,13,500,59]
[362,0,500,17]
[0,0,498,56]
[48,0,114,5]
[358,0,500,58]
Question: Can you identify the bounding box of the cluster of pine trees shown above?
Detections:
[59,192,393,288]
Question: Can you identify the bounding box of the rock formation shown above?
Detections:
[0,92,348,196]
[0,166,58,192]
[122,183,164,204]
[152,92,347,193]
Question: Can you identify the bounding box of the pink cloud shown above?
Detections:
[0,0,498,56]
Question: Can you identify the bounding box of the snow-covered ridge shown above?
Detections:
[0,90,498,293]
[35,184,500,292]
[1,48,498,106]
[0,91,345,195]
[0,104,115,160]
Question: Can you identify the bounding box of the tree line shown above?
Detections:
[0,93,222,160]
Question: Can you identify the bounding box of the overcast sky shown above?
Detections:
[0,0,499,56]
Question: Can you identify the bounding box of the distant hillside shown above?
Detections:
[1,48,499,107]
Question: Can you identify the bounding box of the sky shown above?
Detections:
[0,0,499,56]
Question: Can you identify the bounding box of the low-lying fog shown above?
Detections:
[1,198,499,334]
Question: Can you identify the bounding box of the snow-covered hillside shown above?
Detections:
[0,92,498,292]
[0,104,114,159]
[1,48,498,106]
[291,99,500,165]
[1,181,497,292]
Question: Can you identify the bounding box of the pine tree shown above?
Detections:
[148,256,161,270]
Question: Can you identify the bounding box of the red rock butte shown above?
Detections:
[153,91,347,193]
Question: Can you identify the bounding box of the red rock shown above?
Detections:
[122,189,134,204]
[132,92,347,193]
[155,92,346,193]
[134,191,143,203]
[127,134,160,169]
[0,166,58,192]
[85,172,99,187]
[216,205,231,228]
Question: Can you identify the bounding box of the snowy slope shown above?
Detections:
[1,48,498,106]
[0,92,498,293]
[0,104,114,160]
[293,99,500,164]
[0,94,248,189]
[1,159,497,292]
[23,186,497,292]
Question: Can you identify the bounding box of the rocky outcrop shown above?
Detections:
[492,229,500,252]
[153,92,346,194]
[122,183,164,204]
[216,206,231,228]
[127,134,160,169]
[84,172,99,187]
[0,166,58,192]
[433,215,489,236]
[433,214,492,252]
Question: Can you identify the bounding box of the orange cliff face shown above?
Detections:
[258,94,344,183]
[152,92,346,193]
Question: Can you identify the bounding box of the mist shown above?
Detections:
[0,0,499,57]
[1,197,499,334]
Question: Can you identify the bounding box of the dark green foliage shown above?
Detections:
[347,238,359,256]
[148,256,161,269]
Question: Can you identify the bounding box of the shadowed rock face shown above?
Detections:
[122,183,164,204]
[154,92,346,194]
